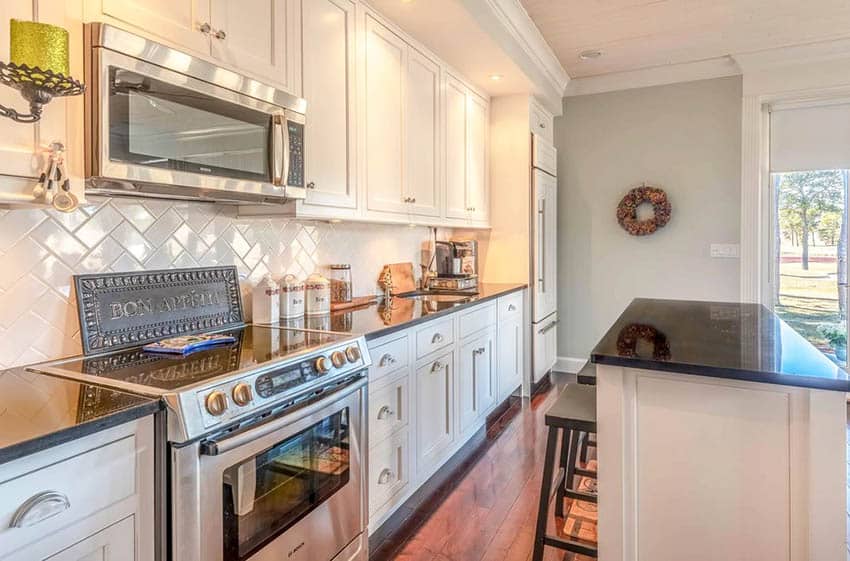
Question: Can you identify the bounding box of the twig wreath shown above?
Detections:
[616,183,671,236]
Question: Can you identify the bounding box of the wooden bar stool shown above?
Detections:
[533,383,598,561]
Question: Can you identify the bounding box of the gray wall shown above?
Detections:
[556,76,743,359]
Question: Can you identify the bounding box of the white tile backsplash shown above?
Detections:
[0,197,434,369]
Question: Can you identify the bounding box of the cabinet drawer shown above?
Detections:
[497,292,523,323]
[0,436,137,556]
[368,371,410,447]
[369,334,409,383]
[459,303,496,339]
[368,429,410,518]
[415,318,454,359]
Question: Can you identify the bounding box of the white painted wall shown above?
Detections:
[555,76,743,359]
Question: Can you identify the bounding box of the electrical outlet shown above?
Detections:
[710,244,740,258]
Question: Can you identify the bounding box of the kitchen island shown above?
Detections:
[591,298,850,561]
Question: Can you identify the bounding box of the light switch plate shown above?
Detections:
[710,244,740,258]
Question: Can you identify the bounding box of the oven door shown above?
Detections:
[87,47,291,203]
[172,377,366,561]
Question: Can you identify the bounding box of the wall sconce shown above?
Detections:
[0,20,84,123]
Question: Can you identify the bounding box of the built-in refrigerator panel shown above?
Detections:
[532,168,557,323]
[533,312,558,383]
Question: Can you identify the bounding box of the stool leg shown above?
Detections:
[533,426,560,561]
[556,428,570,517]
[565,429,580,491]
[579,431,589,465]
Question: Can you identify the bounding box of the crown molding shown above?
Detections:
[564,57,742,97]
[734,36,850,73]
[460,0,569,114]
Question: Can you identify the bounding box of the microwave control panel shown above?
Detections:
[287,120,305,187]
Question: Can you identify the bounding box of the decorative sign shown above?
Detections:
[74,266,244,355]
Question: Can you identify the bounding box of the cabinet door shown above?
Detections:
[444,75,468,220]
[533,170,557,322]
[209,0,293,90]
[45,517,135,561]
[458,331,495,434]
[302,0,357,209]
[101,0,211,55]
[364,15,407,214]
[497,319,522,400]
[466,92,489,223]
[416,352,454,474]
[404,48,440,217]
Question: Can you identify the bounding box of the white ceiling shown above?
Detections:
[519,0,850,79]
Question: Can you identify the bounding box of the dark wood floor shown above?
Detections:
[382,372,589,561]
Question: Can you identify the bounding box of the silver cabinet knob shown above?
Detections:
[410,197,416,203]
[307,182,316,189]
[508,304,516,311]
[214,29,226,40]
[199,22,212,34]
[431,360,443,372]
[431,333,443,344]
[379,353,397,367]
[377,405,395,420]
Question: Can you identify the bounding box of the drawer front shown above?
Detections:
[497,292,523,323]
[459,303,496,339]
[369,334,409,383]
[0,436,137,556]
[415,318,454,359]
[368,429,410,518]
[368,371,410,447]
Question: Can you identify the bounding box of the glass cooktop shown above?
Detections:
[30,325,354,393]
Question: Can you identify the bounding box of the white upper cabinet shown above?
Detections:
[444,76,468,220]
[364,14,407,215]
[99,0,212,55]
[443,74,489,225]
[301,0,357,210]
[93,0,298,92]
[466,91,489,224]
[404,48,440,218]
[209,0,293,89]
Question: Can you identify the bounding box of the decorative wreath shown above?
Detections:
[616,184,671,236]
[616,323,671,360]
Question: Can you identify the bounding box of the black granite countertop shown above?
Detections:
[323,283,527,341]
[0,368,161,465]
[591,298,850,391]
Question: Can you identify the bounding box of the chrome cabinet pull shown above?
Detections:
[538,319,559,335]
[10,491,70,528]
[431,360,443,372]
[377,405,395,420]
[198,22,212,34]
[378,468,394,485]
[538,199,545,291]
[379,353,397,367]
[214,29,227,40]
[507,304,516,312]
[431,333,444,344]
[307,182,316,190]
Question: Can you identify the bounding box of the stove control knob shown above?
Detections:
[205,390,228,417]
[345,345,361,363]
[331,351,346,368]
[315,356,331,374]
[232,382,253,407]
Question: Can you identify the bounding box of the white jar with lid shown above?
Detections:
[305,272,331,316]
[279,274,305,319]
[252,275,280,324]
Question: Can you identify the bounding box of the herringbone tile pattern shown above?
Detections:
[0,197,431,368]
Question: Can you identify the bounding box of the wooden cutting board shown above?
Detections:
[379,262,416,295]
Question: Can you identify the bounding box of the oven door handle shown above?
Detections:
[200,375,366,457]
[271,113,285,186]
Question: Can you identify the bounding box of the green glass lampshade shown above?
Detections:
[9,19,69,77]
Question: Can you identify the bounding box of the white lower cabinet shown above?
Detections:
[366,292,525,532]
[46,517,135,561]
[415,351,455,475]
[0,417,154,561]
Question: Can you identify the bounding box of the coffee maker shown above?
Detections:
[429,240,479,290]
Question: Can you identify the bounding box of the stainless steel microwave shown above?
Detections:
[83,23,307,204]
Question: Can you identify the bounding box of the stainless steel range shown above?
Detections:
[27,267,370,561]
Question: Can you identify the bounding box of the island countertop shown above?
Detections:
[590,298,850,392]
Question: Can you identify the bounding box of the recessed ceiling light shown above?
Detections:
[489,74,503,81]
[579,49,603,60]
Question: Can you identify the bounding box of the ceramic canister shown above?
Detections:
[252,275,280,324]
[305,272,331,316]
[279,274,305,319]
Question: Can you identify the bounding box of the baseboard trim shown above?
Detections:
[555,356,587,374]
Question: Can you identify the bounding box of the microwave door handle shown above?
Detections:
[282,114,291,187]
[272,114,284,186]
